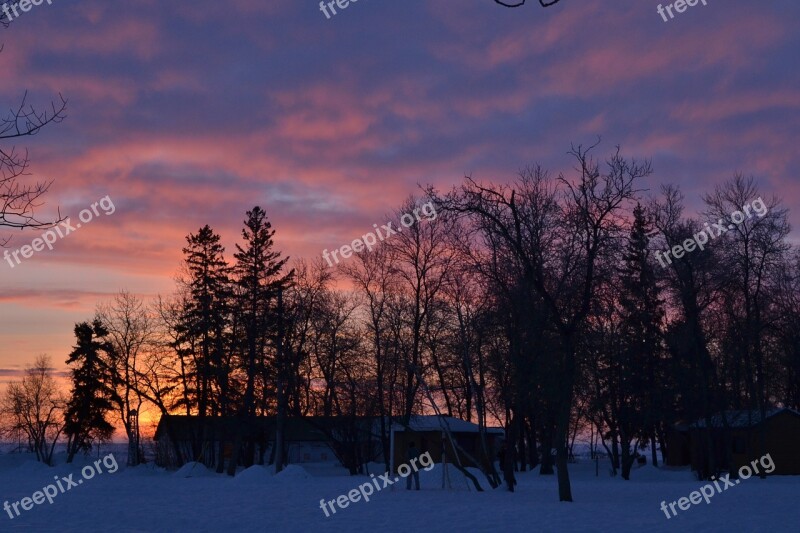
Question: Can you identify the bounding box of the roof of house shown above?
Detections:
[154,415,331,442]
[691,407,800,429]
[155,414,505,442]
[391,415,505,435]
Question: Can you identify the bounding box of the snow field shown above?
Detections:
[0,451,797,532]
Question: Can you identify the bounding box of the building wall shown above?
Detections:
[665,429,691,466]
[730,412,800,475]
[689,412,800,476]
[287,442,337,464]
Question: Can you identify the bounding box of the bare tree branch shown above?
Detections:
[494,0,563,7]
[0,24,69,243]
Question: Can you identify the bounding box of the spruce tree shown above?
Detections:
[64,320,119,463]
[179,225,232,466]
[227,206,292,475]
[618,203,665,476]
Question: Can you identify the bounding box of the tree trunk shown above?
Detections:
[620,437,633,480]
[502,411,518,491]
[539,422,554,475]
[275,289,287,474]
[555,399,573,501]
[650,435,659,467]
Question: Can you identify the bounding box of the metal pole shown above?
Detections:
[441,431,446,489]
[389,422,395,476]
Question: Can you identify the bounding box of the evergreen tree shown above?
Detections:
[64,320,119,463]
[178,225,233,466]
[227,206,292,475]
[617,203,665,476]
[234,206,292,418]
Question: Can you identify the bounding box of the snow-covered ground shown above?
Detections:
[0,448,797,532]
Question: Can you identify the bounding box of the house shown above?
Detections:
[679,408,800,476]
[154,415,343,469]
[389,415,504,473]
[154,414,504,473]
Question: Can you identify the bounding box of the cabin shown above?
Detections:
[154,415,349,469]
[389,415,505,473]
[666,408,800,476]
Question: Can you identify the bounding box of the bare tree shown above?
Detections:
[649,185,728,479]
[0,355,66,465]
[702,176,790,479]
[436,142,648,500]
[341,245,398,469]
[773,251,800,410]
[385,197,459,422]
[96,291,155,466]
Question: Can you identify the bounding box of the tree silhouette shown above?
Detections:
[494,0,563,7]
[1,16,68,243]
[64,320,119,463]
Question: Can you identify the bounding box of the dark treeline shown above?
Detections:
[12,143,797,502]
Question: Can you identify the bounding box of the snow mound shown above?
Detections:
[15,459,52,473]
[630,465,696,482]
[273,464,311,481]
[0,452,37,469]
[234,465,273,483]
[174,462,217,478]
[418,463,493,490]
[301,463,350,477]
[122,464,167,477]
[629,465,670,482]
[363,462,386,476]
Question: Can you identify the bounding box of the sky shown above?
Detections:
[0,0,799,383]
